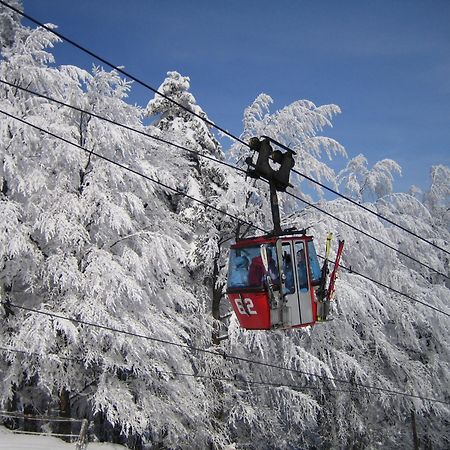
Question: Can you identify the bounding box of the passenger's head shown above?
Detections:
[297,249,305,262]
[236,255,248,269]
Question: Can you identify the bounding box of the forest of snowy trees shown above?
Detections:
[0,2,449,449]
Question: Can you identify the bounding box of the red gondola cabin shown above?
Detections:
[227,233,323,330]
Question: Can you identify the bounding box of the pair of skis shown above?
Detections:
[317,233,345,321]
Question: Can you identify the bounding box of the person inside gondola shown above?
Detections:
[248,255,264,286]
[307,241,322,285]
[230,255,249,287]
[297,248,308,291]
[267,248,279,285]
[248,248,279,287]
[282,253,295,294]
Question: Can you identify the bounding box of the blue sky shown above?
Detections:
[22,0,450,193]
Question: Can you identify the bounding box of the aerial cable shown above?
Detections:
[0,0,247,148]
[315,255,450,318]
[2,304,449,406]
[342,262,450,318]
[1,0,448,417]
[0,79,247,176]
[1,0,447,258]
[0,348,354,397]
[286,190,450,281]
[0,109,263,235]
[0,108,447,397]
[1,108,447,317]
[291,168,449,256]
[0,347,428,404]
[0,82,447,282]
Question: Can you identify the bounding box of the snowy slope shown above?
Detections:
[0,426,127,450]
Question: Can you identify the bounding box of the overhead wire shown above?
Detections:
[0,79,247,176]
[318,256,450,318]
[2,306,449,406]
[0,0,247,148]
[285,190,449,280]
[0,347,368,399]
[0,107,448,318]
[1,0,448,431]
[0,80,448,283]
[1,0,447,258]
[291,168,450,256]
[0,109,263,236]
[1,108,448,410]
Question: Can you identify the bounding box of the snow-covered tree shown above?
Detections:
[1,6,449,450]
[424,164,450,231]
[145,71,253,326]
[231,93,346,200]
[337,153,402,202]
[0,0,22,52]
[0,23,226,449]
[220,94,449,449]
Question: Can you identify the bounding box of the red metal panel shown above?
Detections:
[230,234,313,250]
[310,287,318,324]
[227,292,272,329]
[228,234,319,330]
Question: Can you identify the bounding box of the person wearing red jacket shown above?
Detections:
[248,252,279,287]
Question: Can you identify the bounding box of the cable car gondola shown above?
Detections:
[224,137,344,331]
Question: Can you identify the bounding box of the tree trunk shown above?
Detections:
[23,403,37,433]
[4,385,18,430]
[59,388,72,441]
[411,409,420,450]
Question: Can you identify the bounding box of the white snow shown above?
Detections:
[0,425,127,450]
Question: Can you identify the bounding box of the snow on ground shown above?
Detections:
[0,426,127,449]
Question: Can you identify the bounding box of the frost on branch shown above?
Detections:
[424,165,450,231]
[338,154,402,202]
[0,11,449,449]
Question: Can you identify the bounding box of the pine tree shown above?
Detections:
[222,93,449,449]
[0,23,225,450]
[424,165,450,232]
[0,0,22,52]
[338,153,402,202]
[1,6,449,449]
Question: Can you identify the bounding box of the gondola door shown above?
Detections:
[278,240,298,327]
[293,240,316,326]
[279,239,316,328]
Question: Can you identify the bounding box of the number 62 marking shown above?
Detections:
[234,297,257,315]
